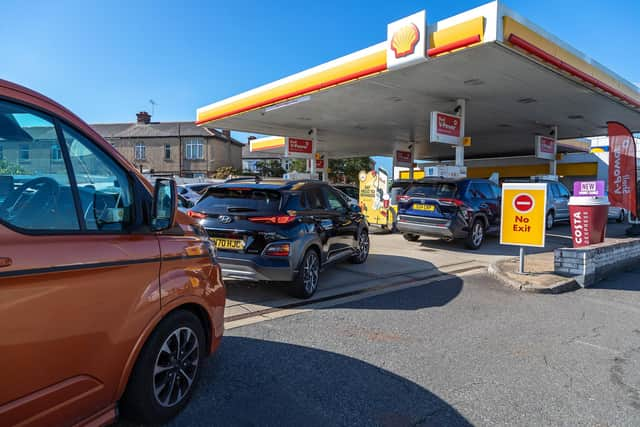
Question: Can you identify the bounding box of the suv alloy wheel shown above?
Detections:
[290,249,321,299]
[465,219,485,250]
[350,230,370,264]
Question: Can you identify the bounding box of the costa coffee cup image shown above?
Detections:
[568,196,609,248]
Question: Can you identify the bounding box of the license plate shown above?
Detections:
[212,238,245,250]
[413,204,435,211]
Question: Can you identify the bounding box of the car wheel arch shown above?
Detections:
[115,299,215,400]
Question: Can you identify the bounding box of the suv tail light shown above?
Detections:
[187,210,207,219]
[439,198,465,207]
[248,215,296,224]
[263,243,291,256]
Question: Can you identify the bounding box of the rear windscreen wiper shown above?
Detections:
[227,207,257,212]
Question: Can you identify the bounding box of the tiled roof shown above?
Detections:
[91,121,244,146]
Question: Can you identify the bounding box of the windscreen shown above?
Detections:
[196,187,283,213]
[406,183,458,198]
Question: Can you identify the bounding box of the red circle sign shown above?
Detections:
[513,193,535,213]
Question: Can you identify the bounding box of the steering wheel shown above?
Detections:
[0,177,60,222]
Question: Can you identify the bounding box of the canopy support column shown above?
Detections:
[310,128,317,176]
[455,99,466,167]
[409,143,415,180]
[550,125,558,176]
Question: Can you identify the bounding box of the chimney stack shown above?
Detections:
[222,129,231,139]
[136,111,151,124]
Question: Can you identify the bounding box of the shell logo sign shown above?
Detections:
[390,24,420,58]
[387,10,427,70]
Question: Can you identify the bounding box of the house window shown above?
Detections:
[19,144,30,161]
[185,138,204,160]
[51,144,63,161]
[164,144,171,160]
[135,143,146,160]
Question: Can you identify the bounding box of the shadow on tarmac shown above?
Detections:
[226,254,464,312]
[158,337,473,427]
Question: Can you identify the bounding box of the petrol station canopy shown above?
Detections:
[196,2,640,161]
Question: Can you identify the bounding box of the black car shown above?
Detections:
[188,179,369,298]
[333,184,359,202]
[396,178,501,249]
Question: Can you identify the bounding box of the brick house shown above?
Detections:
[91,112,243,177]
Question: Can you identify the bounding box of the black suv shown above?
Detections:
[188,179,369,298]
[396,178,501,249]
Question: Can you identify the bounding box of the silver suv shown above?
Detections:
[540,180,571,229]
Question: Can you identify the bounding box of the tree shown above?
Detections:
[328,157,373,183]
[255,160,285,177]
[0,160,25,175]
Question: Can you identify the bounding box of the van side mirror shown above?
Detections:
[350,204,362,213]
[152,178,177,231]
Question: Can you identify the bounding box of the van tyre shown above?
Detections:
[120,310,205,425]
[465,219,485,250]
[546,211,555,230]
[350,230,370,264]
[403,233,420,242]
[290,249,320,299]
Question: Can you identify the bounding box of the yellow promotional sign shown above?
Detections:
[358,169,393,227]
[500,183,547,247]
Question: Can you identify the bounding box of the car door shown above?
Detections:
[321,185,358,255]
[304,186,334,260]
[0,100,161,425]
[555,183,571,220]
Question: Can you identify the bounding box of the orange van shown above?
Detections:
[0,79,225,426]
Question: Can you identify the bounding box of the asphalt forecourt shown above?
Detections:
[222,223,602,328]
[117,267,640,426]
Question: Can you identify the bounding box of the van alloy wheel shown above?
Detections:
[153,327,200,408]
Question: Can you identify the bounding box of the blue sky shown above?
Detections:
[1,0,639,171]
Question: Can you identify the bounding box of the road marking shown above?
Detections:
[574,340,621,355]
[225,264,486,329]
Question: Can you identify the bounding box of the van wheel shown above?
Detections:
[402,233,420,242]
[350,230,370,264]
[465,220,485,250]
[546,211,555,230]
[289,249,320,299]
[120,310,205,424]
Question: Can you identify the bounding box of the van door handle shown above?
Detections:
[0,257,12,268]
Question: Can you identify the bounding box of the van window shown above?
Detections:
[0,101,79,230]
[61,124,133,231]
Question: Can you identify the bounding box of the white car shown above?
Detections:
[178,184,208,203]
[608,205,626,223]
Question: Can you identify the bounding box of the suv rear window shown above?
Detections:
[406,182,458,198]
[197,187,282,212]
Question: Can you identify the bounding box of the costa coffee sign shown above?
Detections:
[430,111,462,145]
[287,137,313,155]
[535,136,556,160]
[571,208,592,247]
